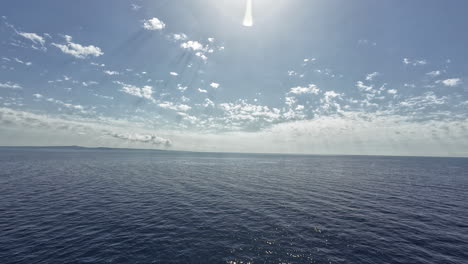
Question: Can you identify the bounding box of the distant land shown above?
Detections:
[0,146,467,159]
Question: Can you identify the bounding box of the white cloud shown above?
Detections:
[403,58,427,66]
[17,32,45,46]
[11,58,32,66]
[324,91,340,98]
[208,37,215,42]
[109,132,171,146]
[426,70,441,77]
[210,82,220,89]
[158,102,191,112]
[116,81,154,101]
[90,62,105,67]
[33,93,43,99]
[387,89,398,94]
[52,35,103,59]
[440,78,462,87]
[169,72,178,76]
[198,88,208,93]
[104,70,119,76]
[82,81,99,87]
[288,84,320,95]
[171,33,188,41]
[356,81,373,92]
[285,96,297,107]
[181,40,205,51]
[0,82,22,89]
[195,52,208,61]
[203,98,215,108]
[177,84,188,92]
[143,17,165,30]
[365,72,379,81]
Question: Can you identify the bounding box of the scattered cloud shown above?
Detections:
[52,35,103,59]
[170,33,188,41]
[356,81,373,92]
[108,132,171,146]
[403,58,427,66]
[288,84,320,95]
[387,89,398,94]
[143,17,165,31]
[366,72,379,81]
[17,32,45,46]
[426,70,441,77]
[177,84,188,92]
[158,102,191,112]
[104,70,119,76]
[440,78,462,87]
[210,82,220,89]
[169,72,178,76]
[116,81,154,101]
[198,88,208,93]
[181,40,205,51]
[0,82,22,89]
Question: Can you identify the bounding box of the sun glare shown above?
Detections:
[243,0,253,27]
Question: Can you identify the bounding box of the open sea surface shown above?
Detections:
[1,147,467,263]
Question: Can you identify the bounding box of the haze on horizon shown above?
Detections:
[0,0,467,157]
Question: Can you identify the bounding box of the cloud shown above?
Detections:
[365,72,379,81]
[33,93,43,99]
[104,70,119,75]
[131,4,141,11]
[0,107,172,148]
[116,81,154,101]
[198,88,208,93]
[288,84,320,95]
[82,81,99,87]
[403,58,427,66]
[12,58,32,66]
[169,72,178,76]
[440,78,462,87]
[177,84,188,92]
[107,132,171,146]
[387,89,398,94]
[178,38,222,62]
[356,81,373,92]
[158,102,191,112]
[17,32,45,46]
[203,98,215,108]
[170,33,188,41]
[426,70,441,77]
[210,82,220,89]
[52,35,103,59]
[143,17,165,30]
[180,40,205,51]
[0,82,22,89]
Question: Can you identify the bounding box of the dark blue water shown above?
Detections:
[1,148,467,263]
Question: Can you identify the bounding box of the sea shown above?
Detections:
[1,147,467,263]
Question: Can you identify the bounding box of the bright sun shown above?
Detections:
[242,0,253,27]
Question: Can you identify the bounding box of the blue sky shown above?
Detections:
[0,0,467,156]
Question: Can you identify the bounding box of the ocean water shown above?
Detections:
[1,148,467,264]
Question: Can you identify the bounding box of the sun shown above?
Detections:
[242,0,253,27]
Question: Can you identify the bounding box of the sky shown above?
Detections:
[0,0,467,156]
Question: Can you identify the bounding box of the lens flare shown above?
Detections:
[243,0,253,27]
